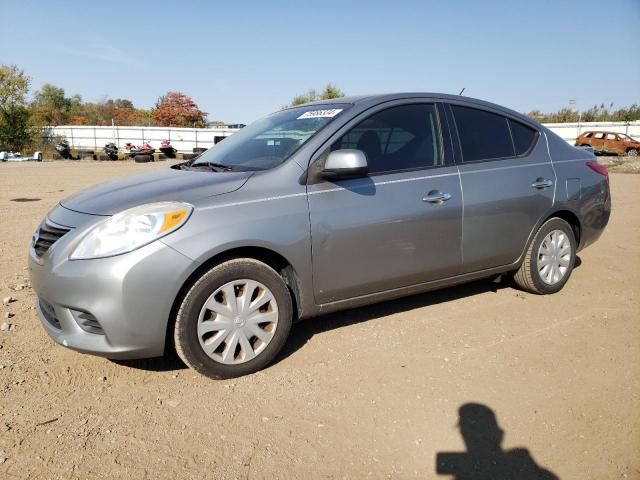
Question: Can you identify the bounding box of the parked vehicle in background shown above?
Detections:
[0,151,42,162]
[29,93,611,379]
[576,131,640,156]
[124,142,155,158]
[159,140,177,158]
[55,140,74,159]
[103,142,119,161]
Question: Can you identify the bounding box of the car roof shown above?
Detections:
[299,92,534,125]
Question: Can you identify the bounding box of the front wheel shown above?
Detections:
[513,218,576,294]
[174,259,293,379]
[627,148,638,157]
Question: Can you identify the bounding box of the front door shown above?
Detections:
[307,102,463,304]
[590,132,605,152]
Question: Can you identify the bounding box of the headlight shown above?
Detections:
[70,202,193,260]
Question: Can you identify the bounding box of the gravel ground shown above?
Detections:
[597,155,640,174]
[0,161,638,479]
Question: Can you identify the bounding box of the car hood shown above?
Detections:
[60,167,253,215]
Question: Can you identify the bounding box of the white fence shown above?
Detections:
[46,125,241,152]
[46,120,640,152]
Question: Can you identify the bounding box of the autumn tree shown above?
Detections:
[0,65,34,151]
[113,107,143,126]
[152,92,207,127]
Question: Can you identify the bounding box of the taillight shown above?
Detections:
[586,161,609,182]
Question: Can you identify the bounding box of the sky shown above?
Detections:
[1,0,639,124]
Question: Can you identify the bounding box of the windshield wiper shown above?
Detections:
[191,161,234,172]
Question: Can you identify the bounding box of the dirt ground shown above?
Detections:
[0,161,638,480]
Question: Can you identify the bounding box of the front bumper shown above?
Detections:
[29,213,196,360]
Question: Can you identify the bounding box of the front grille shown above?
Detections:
[33,220,70,257]
[39,298,61,329]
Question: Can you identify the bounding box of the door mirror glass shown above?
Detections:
[321,149,368,180]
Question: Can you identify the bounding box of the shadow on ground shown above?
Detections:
[277,274,510,363]
[436,403,559,479]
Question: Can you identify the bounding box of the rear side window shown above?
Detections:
[606,133,616,140]
[451,105,514,162]
[583,132,593,138]
[594,133,605,139]
[332,104,443,174]
[509,119,537,155]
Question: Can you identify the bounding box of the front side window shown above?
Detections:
[594,133,605,139]
[451,105,514,162]
[331,104,442,174]
[192,104,349,171]
[606,133,617,140]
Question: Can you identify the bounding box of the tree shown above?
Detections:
[290,84,345,106]
[525,102,639,123]
[113,107,143,126]
[152,92,207,127]
[0,65,29,109]
[319,83,344,100]
[30,84,72,125]
[0,65,33,151]
[291,88,318,106]
[0,104,32,151]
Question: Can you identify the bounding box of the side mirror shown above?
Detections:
[321,149,368,180]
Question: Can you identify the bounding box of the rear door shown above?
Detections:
[604,133,622,154]
[446,103,555,272]
[307,101,463,304]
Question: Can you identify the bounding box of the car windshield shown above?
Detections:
[618,133,634,141]
[191,104,350,171]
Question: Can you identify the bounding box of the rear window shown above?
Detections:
[451,105,514,162]
[509,119,537,155]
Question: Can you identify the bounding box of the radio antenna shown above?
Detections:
[458,87,465,96]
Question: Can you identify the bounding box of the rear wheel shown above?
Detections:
[174,259,293,379]
[513,218,576,294]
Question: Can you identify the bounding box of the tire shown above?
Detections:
[80,153,96,160]
[628,148,638,157]
[98,154,110,161]
[174,259,293,379]
[513,218,576,294]
[134,154,152,163]
[193,147,207,155]
[157,153,168,160]
[182,153,196,161]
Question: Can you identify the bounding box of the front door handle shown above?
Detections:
[531,178,553,189]
[422,192,452,204]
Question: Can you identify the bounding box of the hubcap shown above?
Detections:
[537,229,572,285]
[197,279,278,365]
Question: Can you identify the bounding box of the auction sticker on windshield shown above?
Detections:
[297,109,343,119]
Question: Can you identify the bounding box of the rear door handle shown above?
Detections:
[422,192,452,204]
[531,178,553,189]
